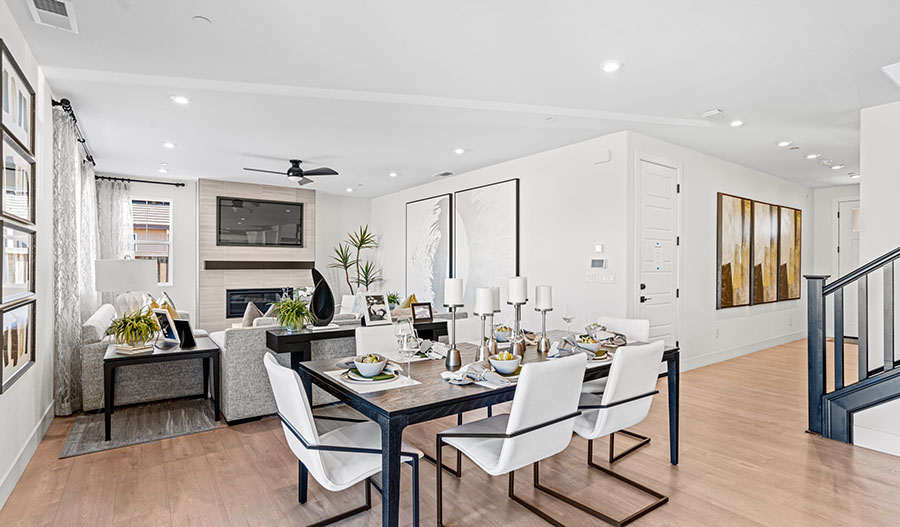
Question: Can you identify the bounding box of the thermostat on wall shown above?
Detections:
[591,259,607,269]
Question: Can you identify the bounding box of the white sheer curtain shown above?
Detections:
[79,160,100,322]
[96,178,133,305]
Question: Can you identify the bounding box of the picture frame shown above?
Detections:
[778,205,802,301]
[751,200,780,305]
[405,193,452,304]
[411,302,434,325]
[1,220,35,304]
[0,298,35,394]
[0,40,36,156]
[716,192,751,309]
[363,293,392,326]
[0,134,35,225]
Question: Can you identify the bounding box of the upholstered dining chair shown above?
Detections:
[435,354,587,526]
[263,353,423,526]
[532,340,668,527]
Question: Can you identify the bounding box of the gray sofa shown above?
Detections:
[81,304,203,411]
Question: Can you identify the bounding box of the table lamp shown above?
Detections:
[95,259,158,314]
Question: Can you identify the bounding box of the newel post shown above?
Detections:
[805,275,829,435]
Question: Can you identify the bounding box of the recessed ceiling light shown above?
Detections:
[601,60,622,73]
[777,141,792,147]
[806,153,821,159]
[158,168,168,174]
[545,117,556,122]
[193,15,211,25]
[170,95,190,105]
[729,120,744,127]
[162,142,176,149]
[831,164,845,170]
[454,148,466,155]
[849,173,861,179]
[389,172,398,178]
[345,188,353,193]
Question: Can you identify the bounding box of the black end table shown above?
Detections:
[103,336,221,441]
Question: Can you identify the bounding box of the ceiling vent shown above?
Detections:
[27,0,79,33]
[433,171,454,178]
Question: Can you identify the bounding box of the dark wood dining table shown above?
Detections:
[294,334,681,527]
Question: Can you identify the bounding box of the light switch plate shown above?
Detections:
[586,271,596,283]
[594,243,605,253]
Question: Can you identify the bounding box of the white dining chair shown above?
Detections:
[263,353,423,526]
[533,340,668,526]
[355,324,399,356]
[435,354,587,526]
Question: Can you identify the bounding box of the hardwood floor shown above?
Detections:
[3,339,900,526]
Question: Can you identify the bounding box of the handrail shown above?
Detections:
[823,246,900,295]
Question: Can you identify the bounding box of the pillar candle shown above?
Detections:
[444,278,464,306]
[490,286,501,313]
[535,285,552,310]
[474,287,493,315]
[508,276,528,304]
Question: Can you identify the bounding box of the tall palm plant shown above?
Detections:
[357,261,383,289]
[329,243,356,295]
[347,225,378,288]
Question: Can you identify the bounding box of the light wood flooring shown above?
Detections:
[2,339,900,526]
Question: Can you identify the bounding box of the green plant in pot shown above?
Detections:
[272,290,314,332]
[107,309,159,348]
[387,292,401,310]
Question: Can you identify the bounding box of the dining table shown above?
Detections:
[294,330,681,526]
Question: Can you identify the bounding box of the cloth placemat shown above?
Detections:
[324,369,421,394]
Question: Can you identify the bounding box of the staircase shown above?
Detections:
[806,246,900,442]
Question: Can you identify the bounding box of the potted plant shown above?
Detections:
[387,292,401,310]
[329,243,357,295]
[107,309,159,350]
[272,288,314,332]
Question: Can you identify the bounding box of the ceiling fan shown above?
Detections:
[243,159,338,186]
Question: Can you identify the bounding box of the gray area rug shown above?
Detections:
[60,398,219,458]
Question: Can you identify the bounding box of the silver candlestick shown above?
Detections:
[444,304,463,370]
[488,312,499,356]
[475,313,491,362]
[536,307,552,353]
[507,300,528,356]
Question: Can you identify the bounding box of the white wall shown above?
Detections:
[0,2,55,507]
[625,133,813,370]
[315,192,372,301]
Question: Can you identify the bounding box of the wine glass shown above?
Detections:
[562,305,577,335]
[397,320,417,377]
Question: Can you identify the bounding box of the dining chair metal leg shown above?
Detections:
[507,468,565,527]
[608,431,651,463]
[305,478,373,527]
[424,413,463,477]
[436,436,444,526]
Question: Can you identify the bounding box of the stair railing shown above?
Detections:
[805,246,900,436]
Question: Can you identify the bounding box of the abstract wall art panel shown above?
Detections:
[717,193,752,308]
[405,194,452,304]
[454,179,519,314]
[752,201,779,304]
[779,206,802,301]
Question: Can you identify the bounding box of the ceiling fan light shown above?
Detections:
[288,175,303,182]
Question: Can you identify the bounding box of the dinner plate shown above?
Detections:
[341,369,399,384]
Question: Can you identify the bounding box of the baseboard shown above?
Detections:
[0,402,54,510]
[681,331,806,372]
[853,425,900,458]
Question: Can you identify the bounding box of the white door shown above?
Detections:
[838,200,861,337]
[636,159,679,346]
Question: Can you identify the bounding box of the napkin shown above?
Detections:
[430,342,450,358]
[548,338,580,358]
[441,362,511,387]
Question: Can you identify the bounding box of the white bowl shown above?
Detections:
[354,354,387,377]
[489,354,521,375]
[494,328,513,342]
[575,335,602,353]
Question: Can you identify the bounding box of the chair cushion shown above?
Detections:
[317,421,423,490]
[574,392,605,439]
[581,378,608,394]
[440,414,510,475]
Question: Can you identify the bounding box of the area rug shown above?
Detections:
[60,398,220,458]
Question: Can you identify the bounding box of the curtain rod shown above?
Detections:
[52,98,96,166]
[95,175,185,188]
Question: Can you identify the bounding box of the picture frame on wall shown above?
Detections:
[405,193,452,305]
[363,293,392,326]
[0,40,36,156]
[778,206,802,301]
[411,302,434,325]
[1,134,35,224]
[1,220,35,304]
[751,200,780,305]
[716,193,752,309]
[0,298,35,394]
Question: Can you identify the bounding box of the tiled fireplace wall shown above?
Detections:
[197,179,316,332]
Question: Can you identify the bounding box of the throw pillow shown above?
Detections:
[263,303,276,318]
[159,300,179,321]
[242,302,264,327]
[157,291,177,311]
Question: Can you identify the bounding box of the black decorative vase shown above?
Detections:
[310,268,335,326]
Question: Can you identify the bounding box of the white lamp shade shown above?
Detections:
[95,259,158,292]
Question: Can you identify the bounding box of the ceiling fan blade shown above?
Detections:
[243,167,286,175]
[297,177,314,186]
[302,167,338,176]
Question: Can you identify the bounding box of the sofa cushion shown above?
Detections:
[82,304,118,344]
[241,302,264,327]
[253,317,278,328]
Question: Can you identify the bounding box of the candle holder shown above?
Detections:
[507,300,528,356]
[475,313,491,362]
[488,312,499,356]
[444,304,464,370]
[535,307,552,353]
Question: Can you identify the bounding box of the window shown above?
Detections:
[132,199,172,285]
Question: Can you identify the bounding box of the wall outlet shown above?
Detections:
[586,271,595,283]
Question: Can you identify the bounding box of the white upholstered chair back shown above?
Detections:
[495,354,586,473]
[600,316,650,343]
[587,340,665,437]
[355,324,398,356]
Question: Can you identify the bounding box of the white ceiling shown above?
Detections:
[8,0,900,195]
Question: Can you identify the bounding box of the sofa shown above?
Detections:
[81,304,204,411]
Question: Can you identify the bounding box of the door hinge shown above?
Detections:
[676,184,681,193]
[676,236,680,246]
[676,340,680,347]
[676,288,680,298]
[837,245,840,254]
[837,211,840,218]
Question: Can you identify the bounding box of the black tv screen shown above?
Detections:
[217,197,304,247]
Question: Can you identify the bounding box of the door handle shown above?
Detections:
[640,296,652,303]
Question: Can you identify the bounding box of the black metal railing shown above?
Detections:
[806,246,900,437]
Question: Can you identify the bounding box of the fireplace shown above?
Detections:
[226,288,292,319]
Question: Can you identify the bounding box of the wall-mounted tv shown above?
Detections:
[217,197,304,247]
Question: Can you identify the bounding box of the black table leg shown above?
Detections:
[202,357,210,398]
[104,363,116,441]
[378,413,408,527]
[297,368,314,504]
[667,352,680,465]
[212,352,221,421]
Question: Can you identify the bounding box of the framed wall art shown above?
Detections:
[1,40,35,156]
[0,298,35,393]
[1,134,35,224]
[751,201,779,305]
[1,221,34,304]
[405,194,452,304]
[716,193,752,308]
[778,206,802,301]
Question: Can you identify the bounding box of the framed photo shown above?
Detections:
[1,220,34,304]
[1,40,36,156]
[406,194,452,304]
[1,298,35,393]
[0,135,34,224]
[411,302,434,325]
[363,293,392,326]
